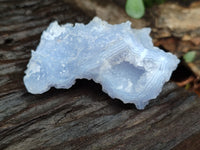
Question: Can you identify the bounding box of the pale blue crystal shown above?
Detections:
[24,17,180,109]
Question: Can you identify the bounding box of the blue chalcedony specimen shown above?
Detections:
[24,17,179,109]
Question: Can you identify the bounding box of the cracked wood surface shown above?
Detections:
[0,0,200,150]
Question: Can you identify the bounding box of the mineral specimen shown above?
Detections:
[24,17,179,109]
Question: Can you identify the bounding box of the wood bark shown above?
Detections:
[0,0,200,150]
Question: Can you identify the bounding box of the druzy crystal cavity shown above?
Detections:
[24,17,179,109]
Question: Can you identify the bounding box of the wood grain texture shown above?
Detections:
[0,0,200,150]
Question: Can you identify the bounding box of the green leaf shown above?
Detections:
[185,83,190,90]
[143,0,166,8]
[155,0,166,4]
[183,51,196,63]
[125,0,145,19]
[143,0,154,7]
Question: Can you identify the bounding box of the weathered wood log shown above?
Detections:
[0,0,200,150]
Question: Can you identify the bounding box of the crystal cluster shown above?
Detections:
[24,17,179,109]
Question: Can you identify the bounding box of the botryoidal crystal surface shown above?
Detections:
[24,17,180,109]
